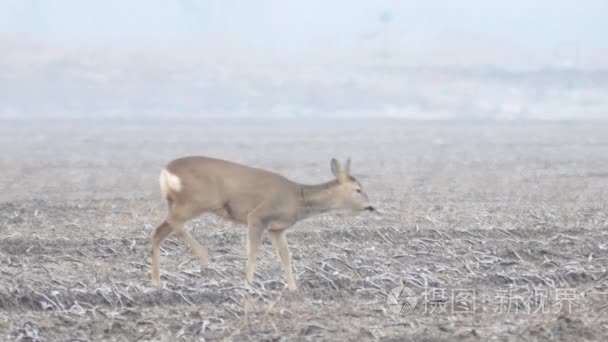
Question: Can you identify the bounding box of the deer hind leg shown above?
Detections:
[268,230,297,291]
[171,219,209,268]
[167,199,210,269]
[151,220,173,287]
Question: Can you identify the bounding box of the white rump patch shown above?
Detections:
[159,169,182,197]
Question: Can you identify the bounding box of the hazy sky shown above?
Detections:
[1,0,606,53]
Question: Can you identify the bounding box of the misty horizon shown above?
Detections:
[1,1,607,120]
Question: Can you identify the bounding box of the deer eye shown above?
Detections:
[355,189,362,193]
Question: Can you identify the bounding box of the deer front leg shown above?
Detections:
[245,216,265,288]
[268,229,297,291]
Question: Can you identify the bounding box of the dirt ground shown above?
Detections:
[1,119,607,341]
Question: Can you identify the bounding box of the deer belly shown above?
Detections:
[213,201,248,223]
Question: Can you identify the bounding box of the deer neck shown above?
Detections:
[296,180,340,219]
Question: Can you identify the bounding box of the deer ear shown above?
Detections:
[330,158,341,178]
[345,158,351,174]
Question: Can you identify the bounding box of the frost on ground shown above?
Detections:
[0,119,607,341]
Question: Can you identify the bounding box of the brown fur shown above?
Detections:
[151,156,373,291]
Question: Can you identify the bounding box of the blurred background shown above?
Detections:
[1,0,606,120]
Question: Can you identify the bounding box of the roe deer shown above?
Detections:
[151,156,374,291]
